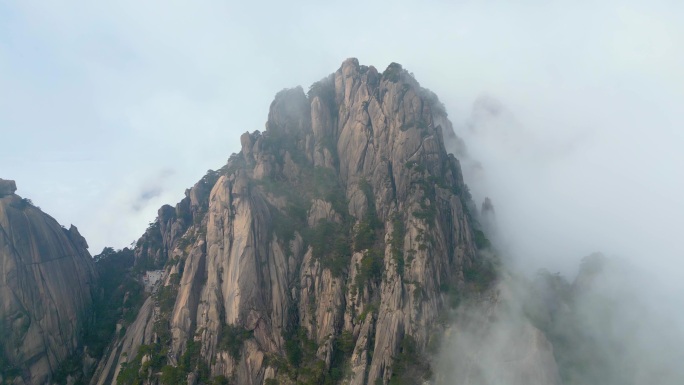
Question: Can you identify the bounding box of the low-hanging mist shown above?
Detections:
[432,95,684,384]
[3,0,681,255]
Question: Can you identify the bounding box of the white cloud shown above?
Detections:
[0,1,681,271]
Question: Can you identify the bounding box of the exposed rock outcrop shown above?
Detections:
[0,179,16,196]
[95,59,498,385]
[0,184,97,384]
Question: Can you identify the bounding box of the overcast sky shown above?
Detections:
[1,1,682,286]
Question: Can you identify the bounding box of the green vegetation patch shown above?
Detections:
[390,214,406,278]
[84,247,144,358]
[217,324,253,360]
[303,220,351,277]
[388,335,432,385]
[473,229,492,250]
[382,63,404,83]
[353,178,382,252]
[463,257,497,292]
[355,248,384,292]
[276,326,362,385]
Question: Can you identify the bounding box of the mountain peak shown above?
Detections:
[0,179,17,196]
[89,59,487,385]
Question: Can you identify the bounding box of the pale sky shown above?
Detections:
[2,0,682,288]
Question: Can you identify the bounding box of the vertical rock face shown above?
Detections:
[0,183,97,384]
[95,59,499,385]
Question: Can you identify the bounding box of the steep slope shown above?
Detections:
[0,179,98,385]
[94,59,498,385]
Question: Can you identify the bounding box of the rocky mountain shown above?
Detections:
[0,179,98,384]
[89,58,506,385]
[0,59,568,385]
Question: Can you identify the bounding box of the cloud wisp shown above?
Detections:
[2,0,681,255]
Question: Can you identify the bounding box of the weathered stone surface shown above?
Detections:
[0,193,97,385]
[94,58,509,385]
[0,179,16,196]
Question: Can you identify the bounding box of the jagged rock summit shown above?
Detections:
[92,58,491,385]
[0,182,98,384]
[0,59,563,385]
[0,179,17,196]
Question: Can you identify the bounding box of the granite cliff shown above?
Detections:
[0,59,564,385]
[89,59,560,385]
[0,180,98,384]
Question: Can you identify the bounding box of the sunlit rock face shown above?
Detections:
[0,182,97,385]
[93,59,532,385]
